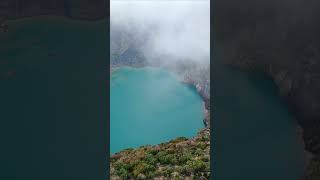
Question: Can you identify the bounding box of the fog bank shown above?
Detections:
[111,0,210,64]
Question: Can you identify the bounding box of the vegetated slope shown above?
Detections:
[213,0,320,178]
[110,129,210,180]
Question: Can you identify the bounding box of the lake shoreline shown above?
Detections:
[110,65,210,128]
[110,66,208,156]
[222,63,310,178]
[110,128,210,179]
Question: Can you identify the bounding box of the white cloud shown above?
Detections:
[111,0,210,64]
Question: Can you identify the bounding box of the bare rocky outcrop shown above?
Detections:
[182,74,210,127]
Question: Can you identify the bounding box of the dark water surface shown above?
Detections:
[0,17,107,179]
[213,63,305,180]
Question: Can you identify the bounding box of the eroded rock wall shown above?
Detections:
[214,0,320,155]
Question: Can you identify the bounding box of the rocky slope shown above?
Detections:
[110,129,210,180]
[110,23,147,68]
[213,0,320,178]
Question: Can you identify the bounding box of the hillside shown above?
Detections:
[213,0,320,178]
[110,129,210,180]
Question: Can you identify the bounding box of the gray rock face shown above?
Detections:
[0,0,107,20]
[213,0,320,155]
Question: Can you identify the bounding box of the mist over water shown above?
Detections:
[111,0,210,65]
[110,68,204,154]
[110,1,209,154]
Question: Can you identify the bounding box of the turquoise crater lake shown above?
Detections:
[110,67,204,154]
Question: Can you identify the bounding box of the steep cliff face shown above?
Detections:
[0,0,107,20]
[213,0,320,177]
[214,0,320,154]
[110,24,147,67]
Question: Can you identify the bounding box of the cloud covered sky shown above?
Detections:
[111,0,210,64]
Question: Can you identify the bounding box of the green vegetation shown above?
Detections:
[110,129,210,179]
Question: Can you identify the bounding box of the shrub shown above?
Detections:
[158,154,175,164]
[114,161,124,170]
[200,135,209,142]
[133,162,156,177]
[166,148,176,154]
[171,157,178,165]
[146,149,159,156]
[194,148,203,156]
[162,168,173,177]
[178,152,193,164]
[186,160,208,172]
[144,154,158,166]
[117,167,129,179]
[197,142,207,149]
[201,155,210,162]
[181,164,193,176]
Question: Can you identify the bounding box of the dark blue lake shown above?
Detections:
[213,63,305,180]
